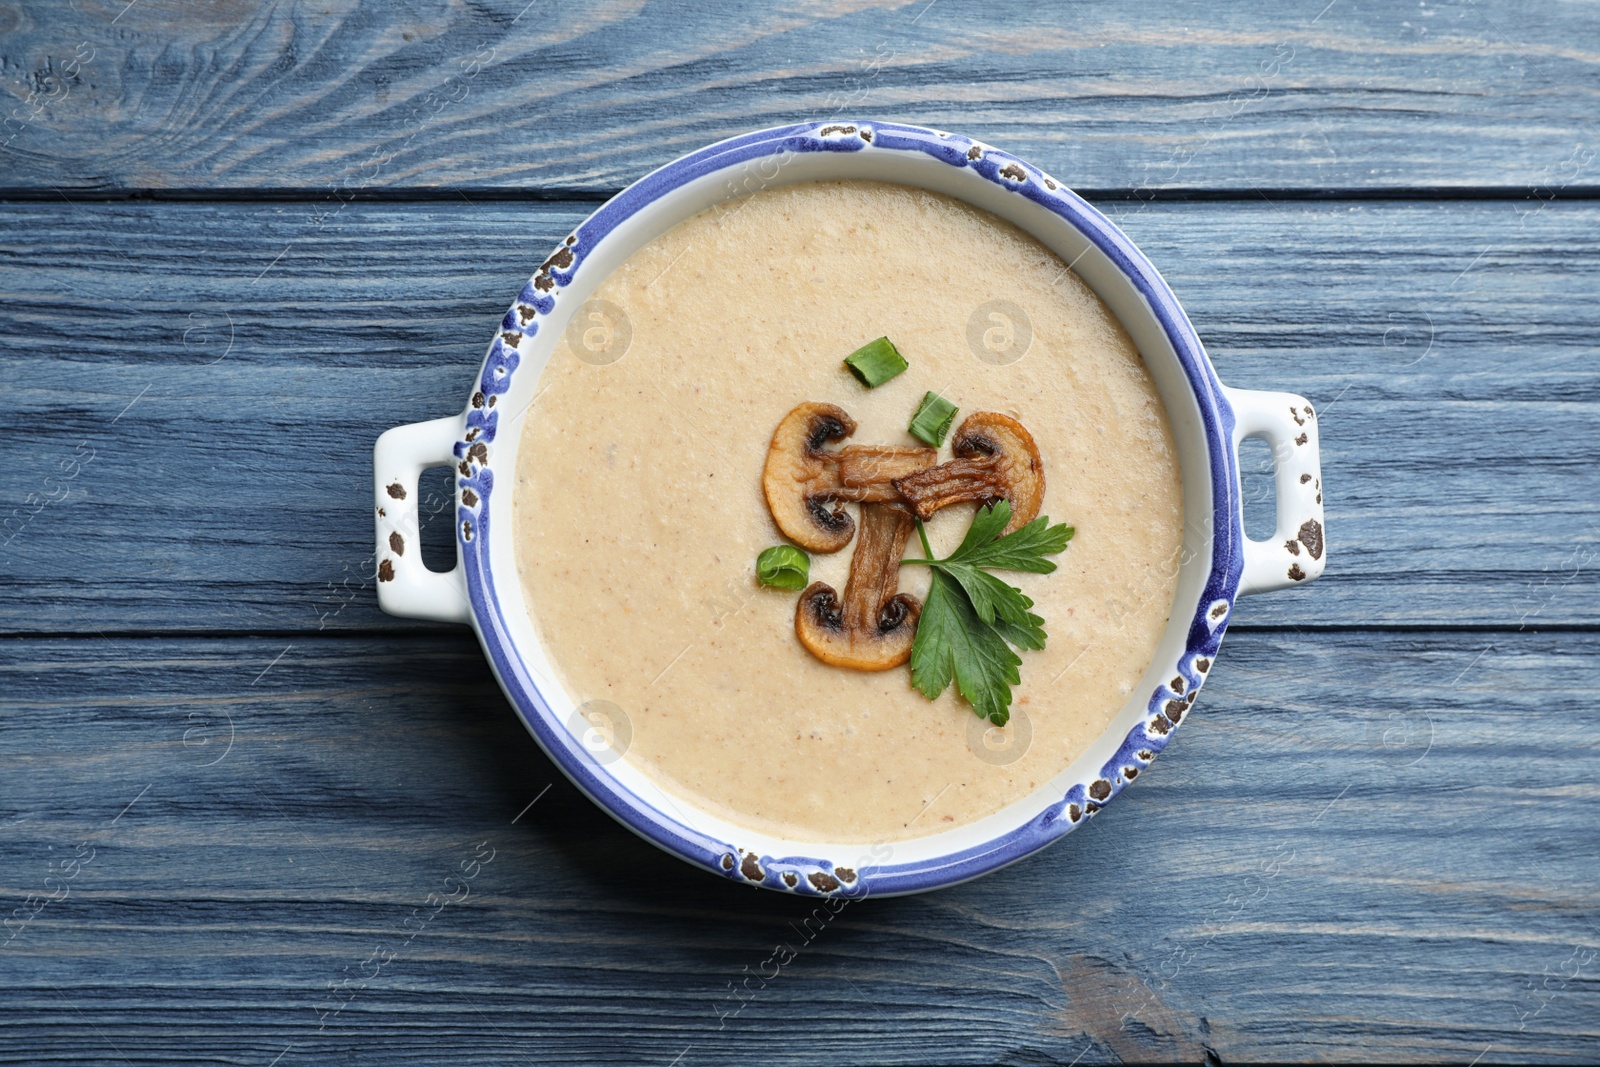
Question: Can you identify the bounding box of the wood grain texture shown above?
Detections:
[0,0,1597,194]
[0,197,1596,632]
[0,630,1595,1063]
[3,7,1598,1060]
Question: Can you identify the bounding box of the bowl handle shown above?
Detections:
[1224,387,1327,596]
[372,414,472,624]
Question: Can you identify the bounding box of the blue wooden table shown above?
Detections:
[2,3,1597,1062]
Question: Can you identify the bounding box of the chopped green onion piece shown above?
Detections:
[842,336,908,388]
[908,391,959,447]
[756,545,810,590]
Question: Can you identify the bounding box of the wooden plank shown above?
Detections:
[1,1,1597,194]
[0,630,1595,1062]
[1,197,1596,632]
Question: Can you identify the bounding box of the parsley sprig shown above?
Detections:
[901,500,1074,725]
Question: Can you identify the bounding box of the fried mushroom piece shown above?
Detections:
[795,503,921,671]
[891,412,1044,533]
[762,402,860,553]
[762,403,935,550]
[829,444,936,503]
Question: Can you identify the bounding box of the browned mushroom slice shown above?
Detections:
[763,405,934,549]
[762,402,859,552]
[795,503,921,671]
[826,444,936,503]
[892,412,1044,533]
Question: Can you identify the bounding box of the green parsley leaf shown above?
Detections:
[945,499,1074,574]
[989,612,1050,655]
[910,568,1022,725]
[937,562,1047,649]
[756,545,810,590]
[950,496,1013,557]
[902,500,1073,722]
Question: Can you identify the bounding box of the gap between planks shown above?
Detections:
[3,186,1600,205]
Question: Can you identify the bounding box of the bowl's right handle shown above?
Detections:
[1224,387,1327,595]
[372,414,473,624]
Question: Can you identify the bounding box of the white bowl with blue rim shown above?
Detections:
[373,121,1326,897]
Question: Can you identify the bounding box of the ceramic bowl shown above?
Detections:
[373,120,1326,897]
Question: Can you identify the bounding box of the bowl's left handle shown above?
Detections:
[373,414,472,624]
[1224,387,1327,596]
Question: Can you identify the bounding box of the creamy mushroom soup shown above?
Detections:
[513,181,1183,843]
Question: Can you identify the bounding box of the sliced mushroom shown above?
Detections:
[763,402,859,552]
[762,404,935,550]
[795,503,921,671]
[892,411,1044,533]
[828,444,936,503]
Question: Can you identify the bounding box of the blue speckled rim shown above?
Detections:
[451,121,1243,897]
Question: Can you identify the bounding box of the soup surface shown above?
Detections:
[513,180,1182,843]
